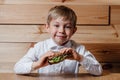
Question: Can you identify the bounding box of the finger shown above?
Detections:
[60,48,67,54]
[44,51,55,59]
[64,48,72,55]
[66,48,71,52]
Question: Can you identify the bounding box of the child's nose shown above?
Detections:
[58,27,65,33]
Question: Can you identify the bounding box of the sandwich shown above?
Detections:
[48,51,72,64]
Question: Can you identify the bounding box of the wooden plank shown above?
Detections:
[0,43,120,72]
[80,63,120,74]
[114,25,120,36]
[0,5,109,25]
[1,62,120,73]
[0,25,120,43]
[0,43,120,63]
[72,25,120,43]
[109,0,120,5]
[0,25,49,42]
[84,43,120,63]
[0,43,120,73]
[0,62,14,73]
[111,5,120,25]
[0,0,109,5]
[0,43,31,63]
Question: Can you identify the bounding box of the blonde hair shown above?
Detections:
[47,5,77,28]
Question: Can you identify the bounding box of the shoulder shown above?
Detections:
[71,40,86,53]
[71,40,85,49]
[32,38,50,53]
[31,39,50,56]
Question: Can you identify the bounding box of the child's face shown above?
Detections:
[46,17,77,45]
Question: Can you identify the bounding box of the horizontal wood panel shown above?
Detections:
[1,62,120,73]
[0,0,109,5]
[109,0,120,5]
[0,43,120,72]
[0,25,120,43]
[111,5,120,24]
[0,25,50,42]
[0,62,14,73]
[84,43,120,63]
[0,43,120,63]
[72,25,120,43]
[0,5,109,25]
[0,43,31,63]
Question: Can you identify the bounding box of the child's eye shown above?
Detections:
[54,25,59,28]
[65,26,72,29]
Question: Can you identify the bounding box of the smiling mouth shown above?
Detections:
[56,35,66,38]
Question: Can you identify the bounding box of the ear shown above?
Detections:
[45,23,50,32]
[73,27,77,34]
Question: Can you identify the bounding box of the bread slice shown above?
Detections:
[48,51,72,64]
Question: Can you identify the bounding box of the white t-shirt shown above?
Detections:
[14,38,102,75]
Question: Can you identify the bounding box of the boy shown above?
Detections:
[14,5,102,75]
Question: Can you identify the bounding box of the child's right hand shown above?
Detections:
[31,51,55,70]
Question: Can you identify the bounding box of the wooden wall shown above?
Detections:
[0,0,120,73]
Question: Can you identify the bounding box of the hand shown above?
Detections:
[32,51,55,70]
[60,48,83,62]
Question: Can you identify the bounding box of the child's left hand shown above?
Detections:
[59,48,83,62]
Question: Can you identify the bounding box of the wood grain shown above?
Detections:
[109,0,120,5]
[0,43,31,63]
[0,25,119,43]
[0,62,14,73]
[0,42,120,72]
[0,73,120,80]
[0,25,49,42]
[0,43,120,63]
[84,43,120,63]
[111,5,120,25]
[0,5,109,25]
[0,0,120,74]
[0,0,109,5]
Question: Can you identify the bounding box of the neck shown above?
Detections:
[52,39,69,46]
